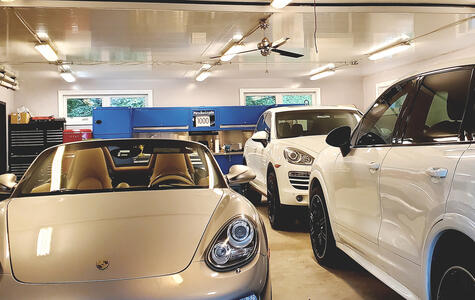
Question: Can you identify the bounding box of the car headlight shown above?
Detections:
[206,216,258,271]
[283,148,314,165]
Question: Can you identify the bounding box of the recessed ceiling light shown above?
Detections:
[1,0,16,3]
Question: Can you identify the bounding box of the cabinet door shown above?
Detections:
[133,108,189,129]
[93,107,132,137]
[219,106,268,130]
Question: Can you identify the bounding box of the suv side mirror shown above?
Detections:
[326,126,351,157]
[226,165,256,185]
[251,131,269,146]
[0,173,17,200]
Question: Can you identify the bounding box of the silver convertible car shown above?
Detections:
[0,139,270,300]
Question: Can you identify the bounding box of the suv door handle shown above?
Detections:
[425,167,448,179]
[369,162,380,174]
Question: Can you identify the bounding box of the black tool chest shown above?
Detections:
[8,120,65,179]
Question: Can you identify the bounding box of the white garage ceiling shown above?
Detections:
[0,1,474,81]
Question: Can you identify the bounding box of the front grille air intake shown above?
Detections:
[288,171,310,190]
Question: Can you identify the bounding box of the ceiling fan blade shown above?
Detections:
[271,48,304,58]
[209,48,259,60]
[271,37,290,49]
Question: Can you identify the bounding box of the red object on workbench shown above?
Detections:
[63,129,93,143]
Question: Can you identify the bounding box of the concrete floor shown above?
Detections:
[255,204,403,300]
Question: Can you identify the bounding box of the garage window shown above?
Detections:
[59,90,152,125]
[240,88,320,107]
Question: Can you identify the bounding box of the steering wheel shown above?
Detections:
[149,175,194,187]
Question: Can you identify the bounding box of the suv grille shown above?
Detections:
[288,171,310,190]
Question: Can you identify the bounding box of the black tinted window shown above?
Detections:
[276,110,360,139]
[403,69,471,144]
[357,80,416,146]
[255,115,265,132]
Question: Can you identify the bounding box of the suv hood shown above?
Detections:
[277,135,329,157]
[7,189,223,283]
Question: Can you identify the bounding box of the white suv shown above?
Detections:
[243,106,361,229]
[308,65,475,300]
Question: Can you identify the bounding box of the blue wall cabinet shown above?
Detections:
[133,108,190,132]
[93,107,133,139]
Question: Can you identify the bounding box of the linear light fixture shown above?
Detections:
[60,71,76,83]
[196,70,211,82]
[309,63,335,76]
[220,44,243,62]
[201,64,212,70]
[309,63,336,81]
[34,42,58,62]
[310,70,335,81]
[368,42,413,60]
[271,0,293,9]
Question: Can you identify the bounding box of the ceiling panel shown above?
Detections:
[0,4,474,80]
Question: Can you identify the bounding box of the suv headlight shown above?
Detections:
[284,148,314,165]
[206,216,258,271]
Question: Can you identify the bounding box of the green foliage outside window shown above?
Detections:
[282,95,312,105]
[110,97,146,108]
[67,98,102,118]
[245,95,276,106]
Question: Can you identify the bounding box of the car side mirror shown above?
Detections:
[226,165,256,185]
[0,174,17,200]
[326,126,351,157]
[251,131,269,147]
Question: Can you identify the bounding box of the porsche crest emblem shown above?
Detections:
[96,259,110,271]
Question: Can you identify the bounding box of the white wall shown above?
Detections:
[13,73,364,117]
[362,45,475,109]
[0,86,14,114]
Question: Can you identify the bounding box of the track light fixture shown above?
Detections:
[309,64,336,81]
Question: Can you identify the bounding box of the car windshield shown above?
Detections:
[276,109,361,139]
[13,139,227,197]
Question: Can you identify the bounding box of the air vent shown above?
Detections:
[288,171,310,190]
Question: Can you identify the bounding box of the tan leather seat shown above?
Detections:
[150,154,194,186]
[31,183,51,193]
[67,148,112,190]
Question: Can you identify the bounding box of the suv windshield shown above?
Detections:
[13,139,226,197]
[276,110,361,139]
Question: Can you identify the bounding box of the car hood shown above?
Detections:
[7,189,224,283]
[277,135,329,157]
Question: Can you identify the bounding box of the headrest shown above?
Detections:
[291,124,303,137]
[150,153,192,184]
[67,148,112,190]
[446,93,464,121]
[278,123,291,137]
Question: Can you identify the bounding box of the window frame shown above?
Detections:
[239,88,321,106]
[398,66,474,146]
[58,90,153,126]
[351,79,416,149]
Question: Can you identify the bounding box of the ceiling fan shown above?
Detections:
[211,20,304,60]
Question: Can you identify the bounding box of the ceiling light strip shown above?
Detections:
[271,0,293,9]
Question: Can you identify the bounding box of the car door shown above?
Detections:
[245,114,266,188]
[258,113,273,185]
[378,68,473,288]
[252,112,271,186]
[332,79,417,250]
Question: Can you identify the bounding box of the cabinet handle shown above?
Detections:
[95,120,102,125]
